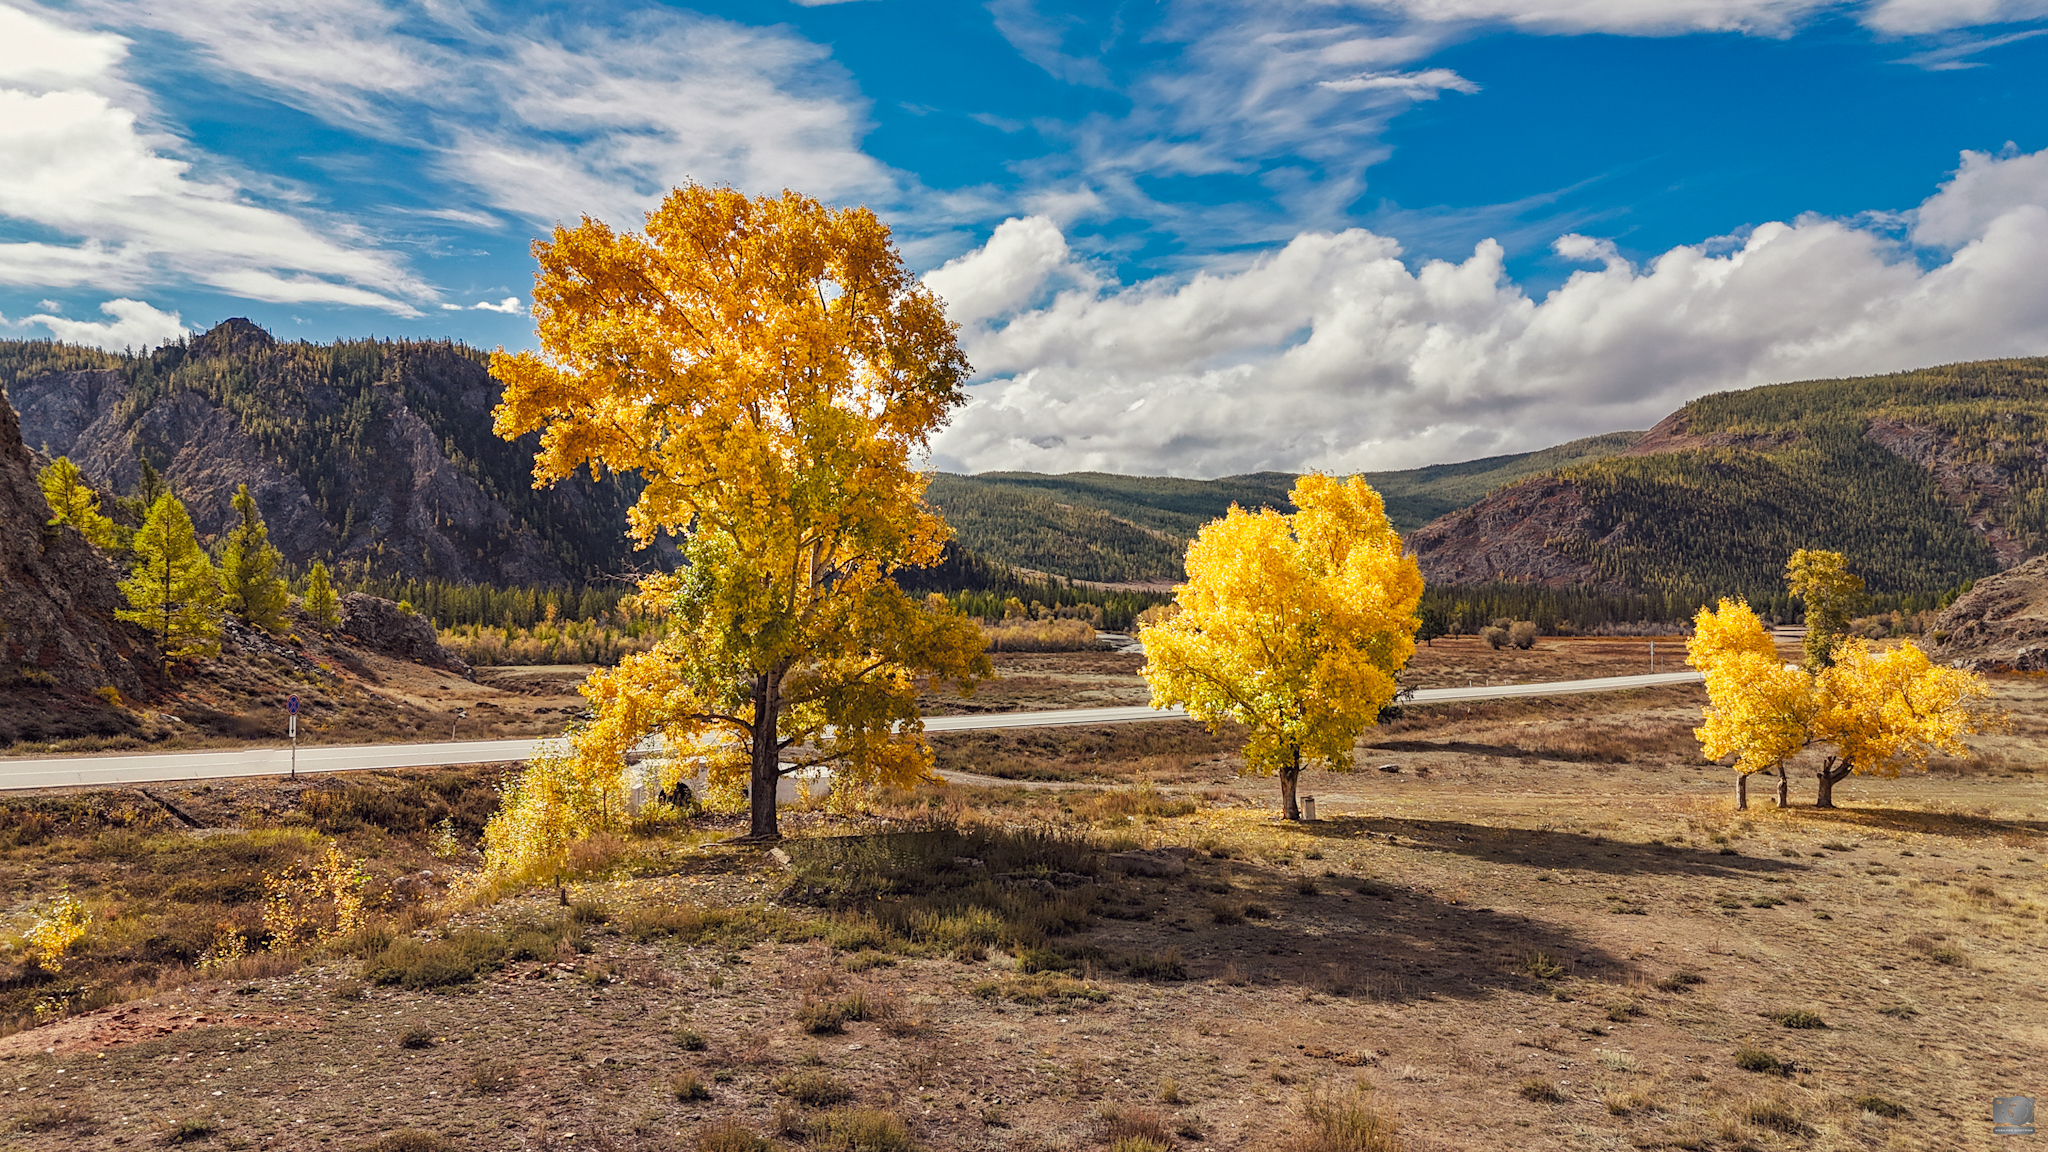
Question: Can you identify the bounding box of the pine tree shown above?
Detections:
[36,457,125,551]
[217,484,290,632]
[303,561,339,629]
[117,493,221,672]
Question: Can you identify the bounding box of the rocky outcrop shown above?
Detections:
[1406,477,1619,591]
[1929,556,2048,671]
[338,593,470,675]
[1624,409,1800,457]
[0,386,148,696]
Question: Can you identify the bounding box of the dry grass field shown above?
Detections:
[0,641,2040,1151]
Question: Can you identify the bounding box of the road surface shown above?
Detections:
[0,670,1701,791]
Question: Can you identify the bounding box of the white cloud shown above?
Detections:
[1319,67,1479,96]
[930,147,2048,477]
[922,216,1088,325]
[23,297,186,349]
[0,3,426,312]
[1373,0,1834,34]
[1864,0,2048,34]
[69,0,903,230]
[473,296,524,314]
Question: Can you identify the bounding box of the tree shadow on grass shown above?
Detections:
[1293,814,1809,879]
[1775,803,2048,841]
[1091,852,1632,1004]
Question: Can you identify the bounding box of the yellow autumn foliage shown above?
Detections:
[25,895,90,973]
[487,182,990,845]
[1139,474,1422,819]
[1689,597,1993,808]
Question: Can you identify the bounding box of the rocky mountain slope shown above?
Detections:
[1929,555,2048,671]
[1408,359,2048,605]
[2,321,653,587]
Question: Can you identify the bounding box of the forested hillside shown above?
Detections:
[2,320,651,585]
[1410,358,2048,608]
[926,432,1640,583]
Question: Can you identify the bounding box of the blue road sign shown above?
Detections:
[288,694,299,716]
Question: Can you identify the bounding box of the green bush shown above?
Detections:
[363,930,507,990]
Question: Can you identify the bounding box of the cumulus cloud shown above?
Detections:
[21,298,187,350]
[68,0,902,230]
[922,216,1089,325]
[0,3,425,312]
[929,147,2048,477]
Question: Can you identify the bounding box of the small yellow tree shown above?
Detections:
[302,560,340,629]
[1140,474,1422,820]
[1689,598,1993,809]
[1689,598,1814,809]
[25,895,91,973]
[117,492,221,672]
[1786,548,1865,669]
[37,457,124,551]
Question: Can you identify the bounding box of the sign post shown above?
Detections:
[287,694,299,781]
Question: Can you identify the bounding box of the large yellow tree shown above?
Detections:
[1689,598,1992,809]
[1139,474,1422,820]
[489,183,990,842]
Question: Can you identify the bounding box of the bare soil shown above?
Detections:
[0,650,2041,1151]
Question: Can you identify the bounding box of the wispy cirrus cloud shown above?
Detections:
[0,3,427,313]
[66,0,905,230]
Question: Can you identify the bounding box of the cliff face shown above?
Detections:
[1930,555,2048,671]
[0,385,148,698]
[1405,478,1620,592]
[5,320,649,587]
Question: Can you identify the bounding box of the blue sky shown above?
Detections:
[4,1,2048,474]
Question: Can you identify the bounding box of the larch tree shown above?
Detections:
[487,183,991,846]
[117,492,222,673]
[302,561,340,629]
[1687,597,1994,809]
[1139,474,1423,820]
[37,457,124,551]
[217,484,291,633]
[1786,548,1865,670]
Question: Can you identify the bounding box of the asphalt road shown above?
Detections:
[0,670,1701,791]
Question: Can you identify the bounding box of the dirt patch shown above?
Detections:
[0,1003,311,1057]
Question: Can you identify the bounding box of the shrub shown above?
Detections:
[363,930,507,990]
[776,1069,855,1107]
[1481,626,1508,650]
[398,1024,436,1049]
[366,1132,461,1152]
[467,1059,515,1095]
[1855,1094,1910,1119]
[25,895,91,973]
[797,998,847,1034]
[1743,1096,1813,1136]
[805,1107,920,1151]
[1765,1009,1826,1029]
[163,1117,218,1144]
[1520,951,1563,979]
[1655,970,1704,993]
[1286,1085,1401,1151]
[675,1028,709,1051]
[1099,1107,1176,1149]
[673,1072,713,1101]
[694,1121,774,1152]
[1519,1078,1565,1103]
[1508,621,1538,649]
[1733,1046,1789,1076]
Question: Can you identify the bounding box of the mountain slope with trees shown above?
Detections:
[3,320,656,587]
[1409,358,2048,610]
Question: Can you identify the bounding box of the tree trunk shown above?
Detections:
[747,672,783,840]
[1279,747,1301,821]
[1776,764,1789,809]
[1737,773,1747,810]
[1815,762,1849,809]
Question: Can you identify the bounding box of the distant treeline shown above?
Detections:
[1422,581,1968,636]
[350,576,632,628]
[897,544,1170,630]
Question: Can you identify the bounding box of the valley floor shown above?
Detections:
[0,642,2038,1151]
